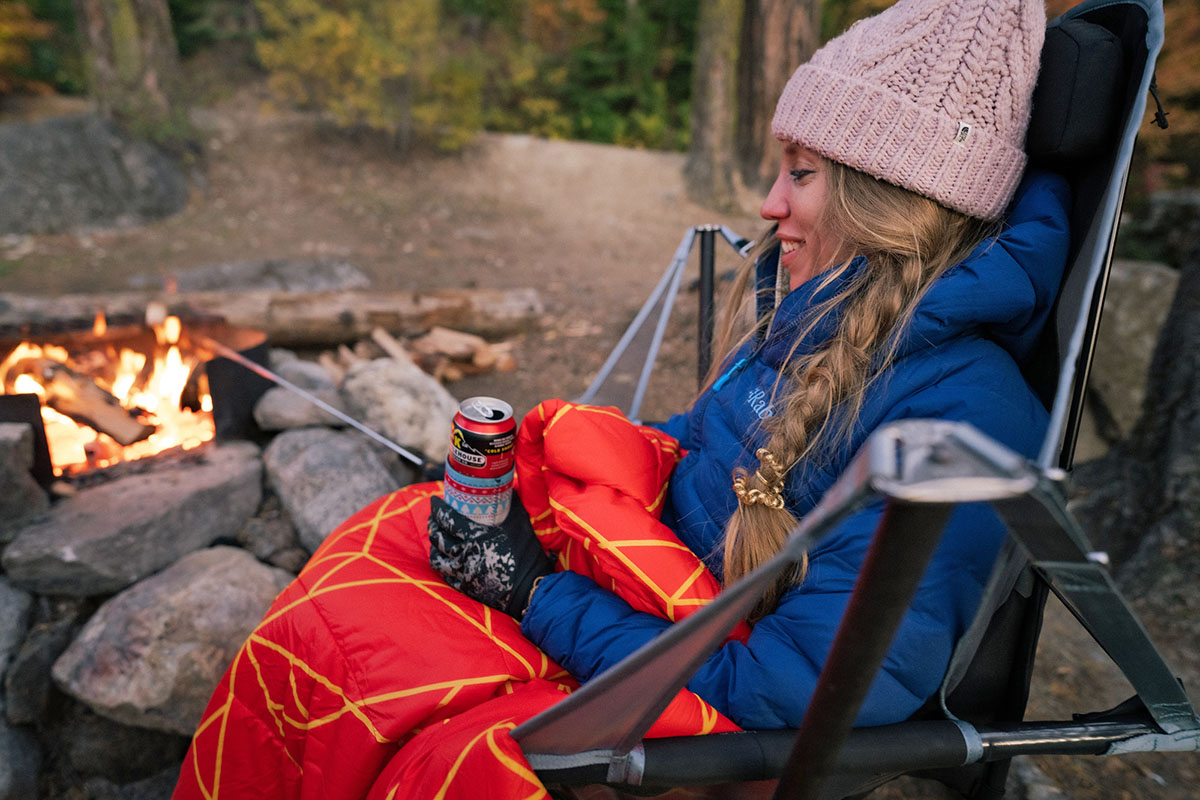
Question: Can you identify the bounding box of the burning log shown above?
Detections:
[3,358,155,446]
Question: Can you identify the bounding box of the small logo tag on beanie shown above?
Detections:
[954,122,972,146]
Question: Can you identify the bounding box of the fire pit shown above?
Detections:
[0,308,269,478]
[0,269,547,795]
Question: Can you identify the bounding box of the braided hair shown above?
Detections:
[710,159,996,621]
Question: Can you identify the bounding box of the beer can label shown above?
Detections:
[449,431,514,475]
[449,396,516,478]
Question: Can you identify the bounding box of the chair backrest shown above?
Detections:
[941,0,1164,718]
[1027,0,1164,470]
[910,2,1165,794]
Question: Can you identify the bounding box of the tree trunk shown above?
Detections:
[72,0,183,139]
[684,0,744,211]
[736,0,822,194]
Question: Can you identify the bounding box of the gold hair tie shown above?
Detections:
[732,448,787,509]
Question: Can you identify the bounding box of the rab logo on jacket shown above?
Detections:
[747,388,775,420]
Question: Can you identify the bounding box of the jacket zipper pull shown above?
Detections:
[713,358,748,392]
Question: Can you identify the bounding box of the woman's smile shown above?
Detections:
[760,142,843,290]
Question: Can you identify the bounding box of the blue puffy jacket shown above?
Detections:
[522,170,1071,729]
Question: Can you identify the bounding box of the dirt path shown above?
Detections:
[3,73,1195,799]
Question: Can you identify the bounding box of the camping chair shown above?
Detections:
[522,0,1195,797]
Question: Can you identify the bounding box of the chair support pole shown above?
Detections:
[698,225,717,387]
[774,501,954,800]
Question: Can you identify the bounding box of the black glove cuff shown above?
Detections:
[501,501,554,618]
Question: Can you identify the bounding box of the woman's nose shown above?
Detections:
[760,176,788,221]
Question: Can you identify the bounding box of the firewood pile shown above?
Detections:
[318,325,518,386]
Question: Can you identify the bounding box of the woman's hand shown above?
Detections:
[428,497,554,619]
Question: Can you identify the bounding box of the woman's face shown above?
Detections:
[760,142,844,290]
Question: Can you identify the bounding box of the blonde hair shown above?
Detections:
[713,159,996,620]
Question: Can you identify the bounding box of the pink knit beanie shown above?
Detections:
[771,0,1044,220]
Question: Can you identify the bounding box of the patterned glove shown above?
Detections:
[428,496,555,619]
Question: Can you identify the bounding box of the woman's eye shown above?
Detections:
[790,169,813,182]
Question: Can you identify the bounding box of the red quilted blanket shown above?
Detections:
[173,400,742,800]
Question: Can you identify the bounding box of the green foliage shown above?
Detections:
[17,0,225,94]
[251,0,696,152]
[450,0,696,150]
[0,1,702,154]
[255,0,481,151]
[822,0,894,39]
[18,0,85,94]
[169,0,221,57]
[0,0,55,95]
[412,53,484,151]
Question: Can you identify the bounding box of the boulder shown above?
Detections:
[273,355,338,390]
[254,385,349,430]
[0,578,32,677]
[359,433,422,490]
[1006,756,1068,800]
[234,494,309,574]
[268,347,299,367]
[0,113,187,235]
[83,765,181,800]
[0,698,40,800]
[52,546,292,736]
[340,357,460,462]
[263,428,400,551]
[59,705,189,783]
[264,546,309,575]
[5,616,77,725]
[2,443,262,596]
[1119,188,1200,266]
[0,422,49,543]
[1086,259,1178,439]
[253,354,346,431]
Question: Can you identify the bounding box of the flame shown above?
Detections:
[1,316,215,475]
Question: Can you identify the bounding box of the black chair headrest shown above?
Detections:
[1026,18,1126,163]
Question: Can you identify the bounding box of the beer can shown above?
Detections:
[444,396,516,524]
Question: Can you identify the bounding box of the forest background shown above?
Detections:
[1,0,1197,215]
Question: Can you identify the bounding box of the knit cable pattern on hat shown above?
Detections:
[772,0,1045,220]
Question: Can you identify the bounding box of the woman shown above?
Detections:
[175,0,1069,796]
[518,0,1066,731]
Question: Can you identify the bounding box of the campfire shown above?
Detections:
[0,305,217,476]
